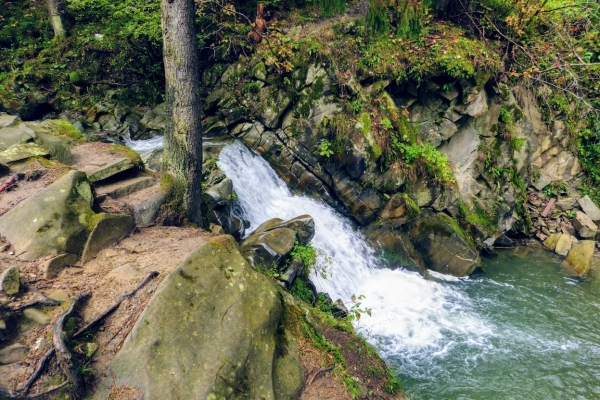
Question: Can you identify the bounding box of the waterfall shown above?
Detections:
[217,140,492,363]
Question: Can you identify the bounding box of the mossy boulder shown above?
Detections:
[96,235,301,400]
[560,240,594,275]
[407,210,480,276]
[0,170,95,260]
[240,215,315,272]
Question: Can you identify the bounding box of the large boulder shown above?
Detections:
[407,210,480,276]
[240,215,315,272]
[0,170,95,260]
[203,177,244,240]
[96,235,302,400]
[572,211,598,238]
[561,240,594,275]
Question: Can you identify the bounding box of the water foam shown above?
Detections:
[217,140,491,361]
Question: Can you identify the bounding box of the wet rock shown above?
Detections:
[561,240,594,275]
[332,299,349,318]
[98,235,296,400]
[240,215,315,271]
[0,343,29,365]
[279,257,304,288]
[23,308,50,325]
[81,213,135,263]
[42,253,78,279]
[572,211,598,238]
[543,233,561,250]
[407,210,480,277]
[0,266,19,295]
[0,171,95,260]
[577,196,600,221]
[203,178,244,239]
[555,234,576,256]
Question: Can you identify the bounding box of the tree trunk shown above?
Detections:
[248,3,267,44]
[161,0,204,226]
[46,0,66,38]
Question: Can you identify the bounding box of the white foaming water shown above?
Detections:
[124,136,164,153]
[217,141,492,358]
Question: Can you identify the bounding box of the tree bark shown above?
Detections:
[45,0,66,38]
[161,0,203,226]
[248,3,267,44]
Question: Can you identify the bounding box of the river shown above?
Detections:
[132,137,600,399]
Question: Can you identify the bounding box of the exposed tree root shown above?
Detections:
[15,348,55,395]
[307,365,334,386]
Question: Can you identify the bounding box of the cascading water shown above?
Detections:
[218,140,600,399]
[218,141,492,392]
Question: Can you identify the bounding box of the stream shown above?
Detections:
[128,137,600,399]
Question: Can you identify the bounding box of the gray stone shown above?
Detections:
[95,176,155,199]
[87,158,134,183]
[0,266,19,295]
[572,211,598,238]
[258,86,293,128]
[81,213,135,263]
[0,126,36,151]
[141,148,162,172]
[0,171,95,260]
[0,114,20,129]
[42,253,78,279]
[133,192,165,225]
[23,308,51,325]
[0,319,5,330]
[457,90,488,118]
[407,211,480,276]
[560,240,594,275]
[543,233,561,250]
[0,142,49,164]
[439,122,481,200]
[533,174,552,191]
[98,114,119,131]
[555,197,577,211]
[438,85,460,101]
[0,343,29,365]
[555,234,576,256]
[578,196,600,221]
[98,235,292,400]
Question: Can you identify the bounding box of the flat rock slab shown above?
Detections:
[0,114,20,129]
[0,126,35,151]
[42,253,78,279]
[555,234,576,256]
[0,142,49,164]
[95,175,155,199]
[578,196,600,221]
[72,143,136,183]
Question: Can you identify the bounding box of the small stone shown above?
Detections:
[578,196,600,221]
[85,342,99,358]
[543,233,561,250]
[22,308,51,325]
[0,266,19,295]
[0,343,29,365]
[535,231,548,241]
[533,174,552,191]
[0,319,6,330]
[572,211,598,238]
[48,289,70,302]
[42,253,78,279]
[555,234,576,256]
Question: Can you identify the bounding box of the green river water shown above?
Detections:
[394,247,600,400]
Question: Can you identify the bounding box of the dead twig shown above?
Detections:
[53,292,91,393]
[72,271,158,339]
[307,365,334,386]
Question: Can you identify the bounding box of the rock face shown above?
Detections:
[0,170,95,260]
[407,211,480,276]
[561,240,594,275]
[240,215,315,271]
[97,235,302,400]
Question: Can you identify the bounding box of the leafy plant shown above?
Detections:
[319,140,335,158]
[290,242,317,269]
[347,294,372,322]
[380,118,393,130]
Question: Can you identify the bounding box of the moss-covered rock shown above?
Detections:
[407,210,480,276]
[560,240,594,275]
[96,235,299,400]
[0,170,95,260]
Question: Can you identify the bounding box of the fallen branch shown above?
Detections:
[307,365,334,386]
[73,271,158,339]
[53,292,91,393]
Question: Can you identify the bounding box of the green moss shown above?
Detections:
[357,112,372,135]
[109,144,144,170]
[52,120,85,141]
[440,211,477,249]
